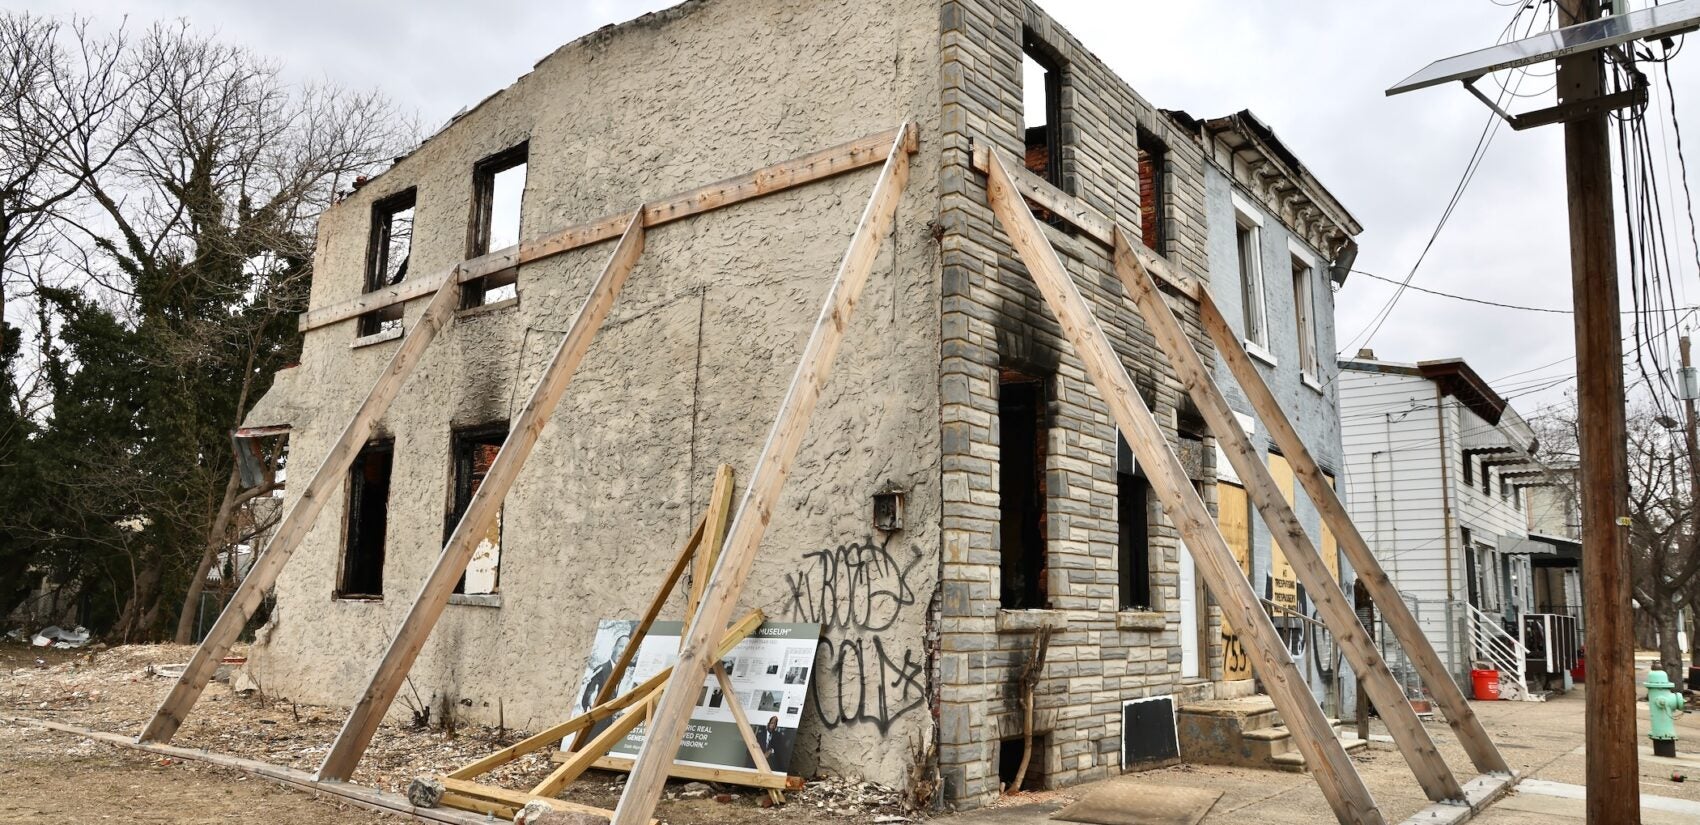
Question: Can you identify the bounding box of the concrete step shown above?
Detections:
[1178,695,1368,773]
[1266,734,1370,773]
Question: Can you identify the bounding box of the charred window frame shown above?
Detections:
[1021,31,1067,192]
[1136,128,1168,254]
[1117,434,1153,610]
[339,440,394,599]
[464,143,528,309]
[1462,451,1474,486]
[357,189,417,337]
[446,422,509,595]
[999,370,1049,610]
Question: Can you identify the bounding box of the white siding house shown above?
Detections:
[1338,355,1546,682]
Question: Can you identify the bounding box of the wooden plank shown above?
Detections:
[437,778,633,823]
[687,465,736,627]
[609,122,915,825]
[1197,291,1512,777]
[968,146,1200,301]
[317,209,648,782]
[532,690,658,798]
[300,126,919,333]
[139,273,463,745]
[437,792,516,822]
[982,152,1383,825]
[1111,229,1464,803]
[446,610,763,781]
[570,754,800,791]
[17,717,493,825]
[712,661,786,804]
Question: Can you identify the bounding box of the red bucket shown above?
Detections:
[1472,668,1501,701]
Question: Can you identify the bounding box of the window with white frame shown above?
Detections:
[1232,194,1269,355]
[1290,243,1319,383]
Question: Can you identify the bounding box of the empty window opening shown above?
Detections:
[1137,130,1167,253]
[358,189,417,337]
[447,422,508,595]
[1235,213,1267,349]
[465,143,528,308]
[1022,36,1064,188]
[340,441,393,598]
[1463,451,1474,486]
[999,372,1048,610]
[1292,253,1318,381]
[1118,434,1153,610]
[999,734,1048,792]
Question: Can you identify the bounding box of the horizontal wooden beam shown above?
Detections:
[969,146,1199,300]
[299,125,920,333]
[551,752,803,791]
[436,778,636,824]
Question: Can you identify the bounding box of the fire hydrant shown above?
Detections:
[1647,670,1685,758]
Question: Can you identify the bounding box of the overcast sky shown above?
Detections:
[24,0,1700,419]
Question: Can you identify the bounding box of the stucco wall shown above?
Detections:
[244,0,942,787]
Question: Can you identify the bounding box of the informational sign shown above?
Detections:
[569,619,820,776]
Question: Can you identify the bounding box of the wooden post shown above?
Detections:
[982,152,1382,825]
[609,122,913,825]
[138,273,463,745]
[317,209,647,782]
[687,464,737,626]
[1110,229,1464,802]
[1198,293,1511,776]
[1557,2,1639,821]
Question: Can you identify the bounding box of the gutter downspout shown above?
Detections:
[1434,389,1460,678]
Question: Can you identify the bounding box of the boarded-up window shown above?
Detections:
[340,441,393,598]
[358,189,416,337]
[447,423,508,595]
[464,143,528,308]
[1266,451,1299,611]
[1216,481,1253,680]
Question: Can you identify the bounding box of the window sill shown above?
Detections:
[351,327,404,349]
[1245,341,1278,367]
[1116,611,1166,631]
[1302,374,1324,393]
[333,595,383,603]
[996,608,1068,633]
[456,296,519,320]
[448,593,502,608]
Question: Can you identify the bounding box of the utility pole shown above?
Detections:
[1557,1,1638,822]
[1681,336,1700,679]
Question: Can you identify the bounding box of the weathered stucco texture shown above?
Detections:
[248,0,942,786]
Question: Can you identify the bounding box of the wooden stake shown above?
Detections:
[318,209,647,782]
[609,121,914,825]
[1198,293,1511,777]
[139,273,463,745]
[981,151,1383,825]
[1111,228,1463,802]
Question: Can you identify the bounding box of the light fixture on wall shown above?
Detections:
[873,485,906,533]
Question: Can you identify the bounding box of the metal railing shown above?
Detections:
[1462,600,1534,700]
[1261,597,1345,717]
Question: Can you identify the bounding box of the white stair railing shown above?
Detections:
[1461,601,1535,701]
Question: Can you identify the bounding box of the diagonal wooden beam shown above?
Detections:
[533,689,659,798]
[981,151,1383,825]
[317,208,648,782]
[446,610,762,781]
[609,121,914,825]
[1198,292,1512,776]
[139,273,464,745]
[1111,228,1464,803]
[687,464,737,624]
[299,126,920,333]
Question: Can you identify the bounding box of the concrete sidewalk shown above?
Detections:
[935,686,1700,824]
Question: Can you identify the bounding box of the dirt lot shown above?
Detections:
[0,642,915,824]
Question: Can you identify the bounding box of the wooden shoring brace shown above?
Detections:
[687,464,737,624]
[317,209,648,782]
[608,121,914,825]
[1110,229,1464,803]
[712,662,787,805]
[139,274,464,745]
[532,688,661,798]
[1197,293,1512,777]
[980,151,1384,825]
[444,610,763,782]
[567,464,734,751]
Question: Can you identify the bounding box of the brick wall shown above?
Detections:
[936,0,1224,808]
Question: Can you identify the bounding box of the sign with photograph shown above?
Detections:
[568,619,820,776]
